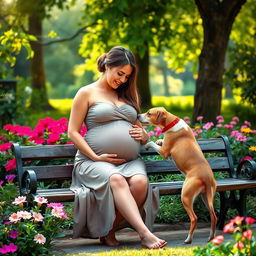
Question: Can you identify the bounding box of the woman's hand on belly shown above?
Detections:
[129,124,149,144]
[96,153,127,164]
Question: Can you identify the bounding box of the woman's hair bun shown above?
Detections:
[97,53,107,72]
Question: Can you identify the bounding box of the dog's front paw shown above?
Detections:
[155,139,163,146]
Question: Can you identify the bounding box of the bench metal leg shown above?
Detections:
[217,190,248,230]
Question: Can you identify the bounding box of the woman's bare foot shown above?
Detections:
[140,231,167,249]
[100,232,120,247]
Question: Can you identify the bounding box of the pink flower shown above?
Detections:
[216,124,223,127]
[0,142,13,152]
[203,122,214,130]
[32,212,44,222]
[218,119,225,123]
[51,207,68,219]
[183,116,190,120]
[9,213,21,223]
[242,229,253,240]
[17,211,32,219]
[0,180,4,186]
[47,202,64,208]
[185,120,191,125]
[34,234,46,244]
[223,222,235,233]
[196,116,203,121]
[224,124,233,129]
[12,196,27,206]
[147,131,154,137]
[0,243,18,254]
[244,121,251,126]
[4,158,16,171]
[230,130,241,137]
[245,217,255,224]
[236,135,247,142]
[5,174,16,183]
[230,121,237,125]
[34,196,48,205]
[234,241,244,249]
[232,116,239,122]
[216,115,224,121]
[211,235,224,245]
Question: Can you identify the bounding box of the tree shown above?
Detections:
[13,0,72,110]
[192,0,246,122]
[224,0,256,108]
[78,0,177,107]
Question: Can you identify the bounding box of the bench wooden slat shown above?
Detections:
[140,138,226,155]
[37,188,75,202]
[19,144,77,160]
[23,165,73,180]
[152,178,256,195]
[145,157,231,174]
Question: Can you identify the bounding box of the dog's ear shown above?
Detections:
[155,111,166,124]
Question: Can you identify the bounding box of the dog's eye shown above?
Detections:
[147,112,151,116]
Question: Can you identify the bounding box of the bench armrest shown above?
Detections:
[236,159,256,180]
[21,169,38,195]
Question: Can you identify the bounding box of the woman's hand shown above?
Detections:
[129,124,149,144]
[96,154,126,165]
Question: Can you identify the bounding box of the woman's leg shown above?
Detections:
[102,174,148,246]
[108,174,167,249]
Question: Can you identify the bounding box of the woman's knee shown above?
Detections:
[129,175,148,193]
[109,174,127,189]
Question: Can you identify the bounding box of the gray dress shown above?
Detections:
[70,102,159,238]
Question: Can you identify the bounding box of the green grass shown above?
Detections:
[65,247,196,256]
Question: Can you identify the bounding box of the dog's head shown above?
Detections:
[138,107,168,127]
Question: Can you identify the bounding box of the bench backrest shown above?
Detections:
[12,135,235,189]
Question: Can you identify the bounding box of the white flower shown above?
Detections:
[34,234,46,244]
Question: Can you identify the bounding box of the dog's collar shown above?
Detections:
[161,117,180,133]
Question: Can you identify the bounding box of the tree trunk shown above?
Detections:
[135,48,152,108]
[193,0,246,123]
[28,13,53,110]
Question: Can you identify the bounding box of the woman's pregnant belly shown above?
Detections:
[85,120,140,161]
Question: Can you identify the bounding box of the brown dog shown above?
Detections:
[138,107,217,244]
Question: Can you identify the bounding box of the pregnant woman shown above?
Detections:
[68,46,167,249]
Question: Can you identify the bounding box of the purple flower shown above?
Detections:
[9,230,19,239]
[5,174,16,183]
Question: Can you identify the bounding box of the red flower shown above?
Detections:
[4,159,16,171]
[234,241,244,249]
[245,217,255,224]
[0,143,12,152]
[211,235,224,245]
[242,229,253,240]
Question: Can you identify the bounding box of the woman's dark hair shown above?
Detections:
[97,46,140,113]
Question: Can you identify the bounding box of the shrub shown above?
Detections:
[0,181,68,255]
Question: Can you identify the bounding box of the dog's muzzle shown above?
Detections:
[138,114,149,124]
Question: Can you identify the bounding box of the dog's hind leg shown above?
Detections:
[181,178,203,244]
[201,190,217,241]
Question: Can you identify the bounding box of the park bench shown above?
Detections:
[12,135,256,229]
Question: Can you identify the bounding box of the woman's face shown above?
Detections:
[105,64,133,89]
